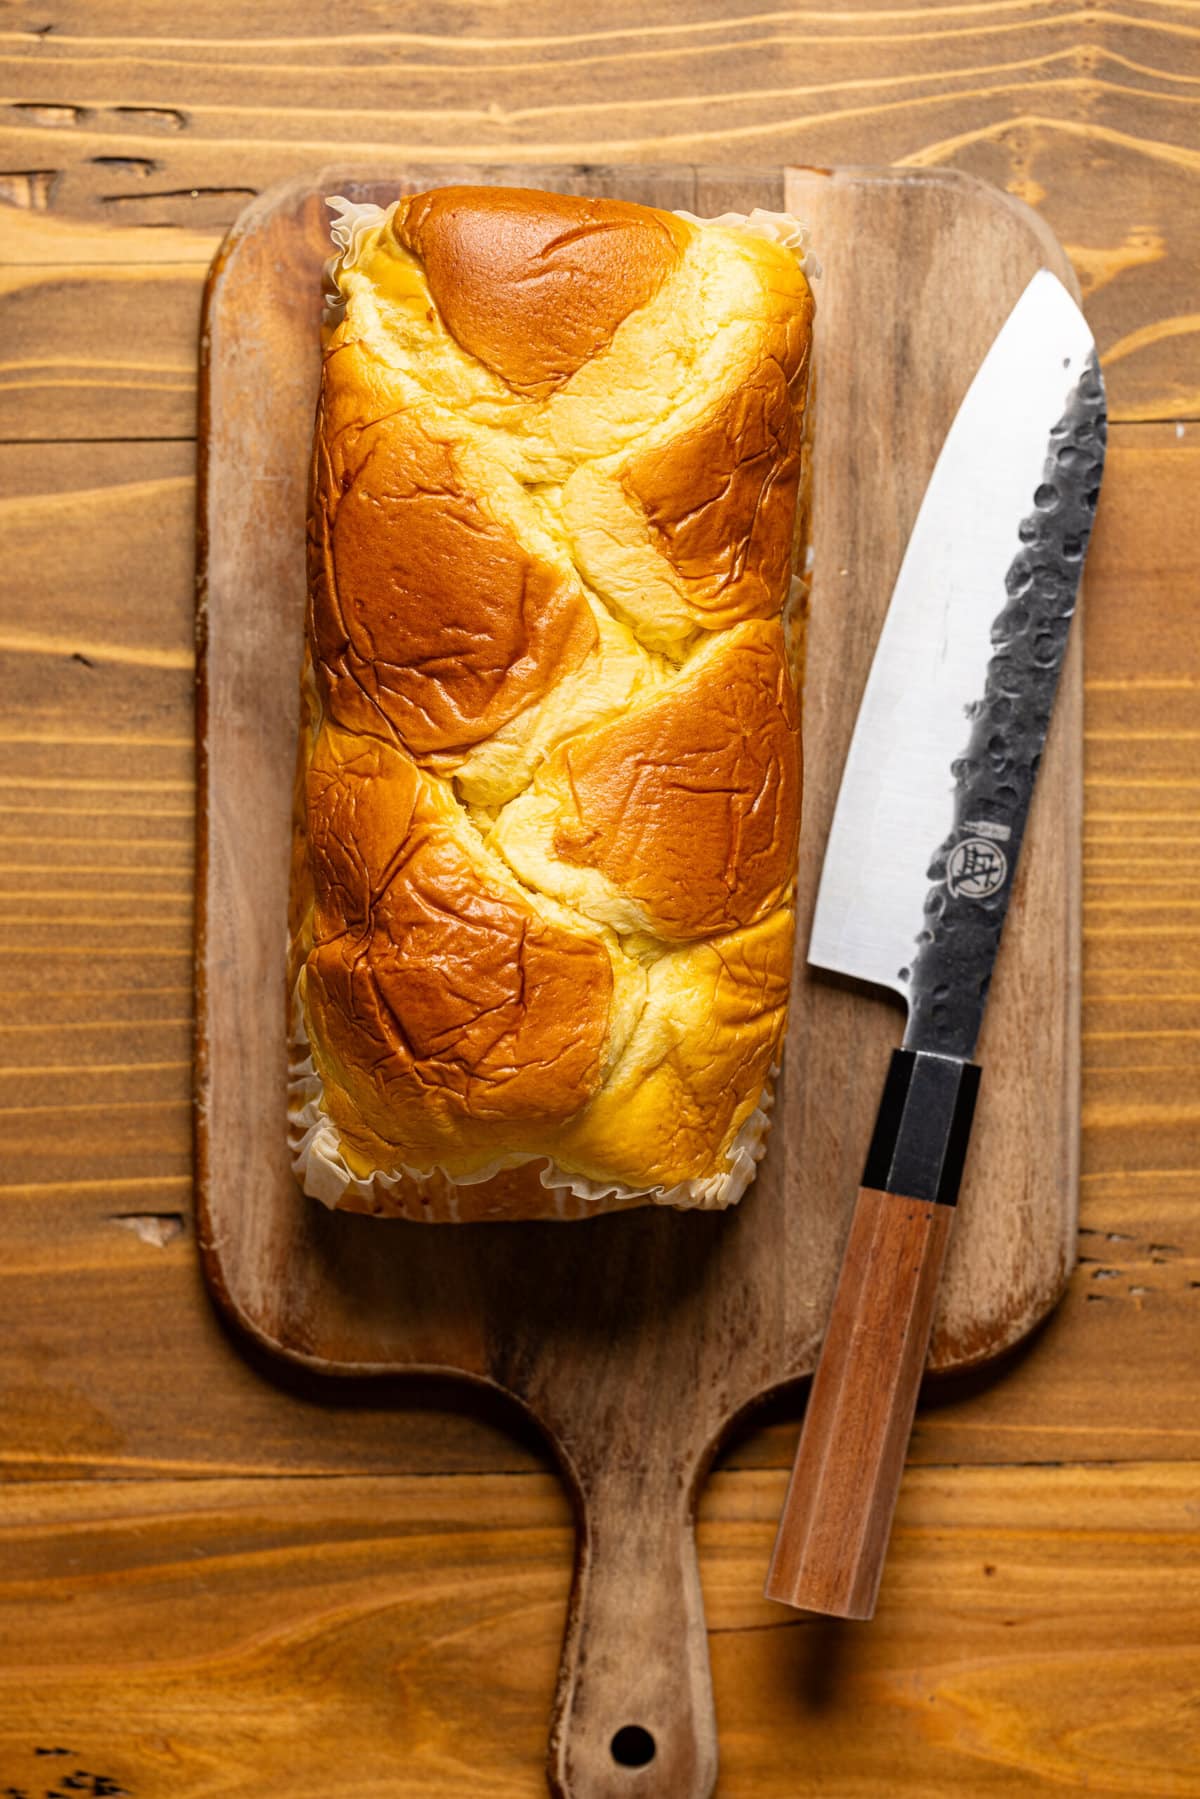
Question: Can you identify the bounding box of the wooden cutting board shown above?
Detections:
[196,162,1082,1799]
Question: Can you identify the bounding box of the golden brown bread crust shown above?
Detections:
[543,620,802,941]
[290,186,814,1220]
[310,340,599,755]
[623,350,809,622]
[392,186,692,400]
[305,724,614,1167]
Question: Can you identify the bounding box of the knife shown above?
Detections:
[764,271,1107,1621]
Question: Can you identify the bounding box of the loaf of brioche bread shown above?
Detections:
[288,184,815,1221]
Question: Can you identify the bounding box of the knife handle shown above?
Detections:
[765,1049,980,1621]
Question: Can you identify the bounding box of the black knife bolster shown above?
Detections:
[862,1049,981,1207]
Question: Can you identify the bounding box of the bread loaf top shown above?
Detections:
[289,186,814,1221]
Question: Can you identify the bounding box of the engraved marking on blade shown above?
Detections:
[963,818,1012,843]
[946,837,1008,899]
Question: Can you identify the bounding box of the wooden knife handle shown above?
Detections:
[764,1185,952,1619]
[765,1048,981,1621]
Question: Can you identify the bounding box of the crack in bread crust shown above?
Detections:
[291,188,815,1221]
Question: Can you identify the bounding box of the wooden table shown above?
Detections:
[1,4,1198,1794]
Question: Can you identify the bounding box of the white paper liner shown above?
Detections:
[672,204,821,279]
[303,189,807,1216]
[323,196,388,323]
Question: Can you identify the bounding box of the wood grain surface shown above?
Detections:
[2,3,1200,1795]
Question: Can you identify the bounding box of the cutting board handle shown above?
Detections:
[547,1455,717,1798]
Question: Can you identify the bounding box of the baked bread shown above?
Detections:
[288,185,815,1221]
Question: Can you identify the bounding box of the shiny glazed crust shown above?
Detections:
[289,185,815,1220]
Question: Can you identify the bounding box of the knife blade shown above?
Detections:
[765,271,1107,1621]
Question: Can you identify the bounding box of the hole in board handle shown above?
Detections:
[610,1725,656,1768]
